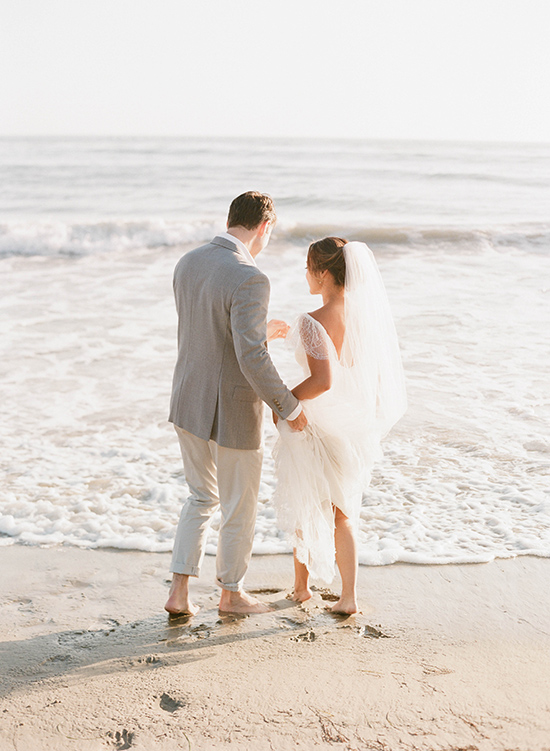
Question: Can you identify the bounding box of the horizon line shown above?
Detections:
[1,134,549,147]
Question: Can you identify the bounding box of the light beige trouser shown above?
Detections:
[170,426,264,591]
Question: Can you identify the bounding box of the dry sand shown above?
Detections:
[1,545,550,750]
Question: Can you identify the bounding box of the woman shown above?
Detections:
[272,238,407,614]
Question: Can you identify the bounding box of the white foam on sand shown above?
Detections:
[1,240,549,565]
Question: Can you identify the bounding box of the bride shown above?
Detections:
[272,237,407,614]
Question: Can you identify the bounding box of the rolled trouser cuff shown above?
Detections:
[170,563,201,576]
[216,576,245,592]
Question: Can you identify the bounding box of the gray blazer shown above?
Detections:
[168,236,299,450]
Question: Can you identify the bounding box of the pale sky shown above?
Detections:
[1,0,549,142]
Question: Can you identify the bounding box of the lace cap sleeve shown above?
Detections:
[297,314,330,360]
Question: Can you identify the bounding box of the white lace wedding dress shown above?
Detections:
[272,242,407,583]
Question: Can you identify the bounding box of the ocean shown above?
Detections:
[1,136,549,566]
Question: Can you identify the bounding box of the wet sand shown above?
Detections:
[1,545,550,750]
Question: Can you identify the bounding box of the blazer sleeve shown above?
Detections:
[230,271,300,419]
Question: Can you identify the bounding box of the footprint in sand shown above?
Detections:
[159,693,186,713]
[337,623,390,638]
[362,624,390,639]
[311,587,340,602]
[106,728,134,749]
[44,653,73,663]
[280,614,310,627]
[290,629,316,642]
[188,624,211,639]
[134,655,161,665]
[12,597,35,613]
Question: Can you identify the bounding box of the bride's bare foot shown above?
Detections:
[219,589,271,614]
[290,587,312,603]
[329,596,358,615]
[164,573,200,616]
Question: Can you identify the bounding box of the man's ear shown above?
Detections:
[259,220,270,236]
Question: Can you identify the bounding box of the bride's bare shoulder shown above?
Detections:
[306,306,329,325]
[306,305,345,356]
[307,305,343,330]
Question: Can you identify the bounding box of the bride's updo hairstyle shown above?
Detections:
[307,237,349,287]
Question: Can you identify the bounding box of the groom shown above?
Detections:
[165,191,307,615]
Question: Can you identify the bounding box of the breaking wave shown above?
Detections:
[1,219,549,258]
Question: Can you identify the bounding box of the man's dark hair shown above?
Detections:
[227,191,276,230]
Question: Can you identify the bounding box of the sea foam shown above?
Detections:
[1,239,549,566]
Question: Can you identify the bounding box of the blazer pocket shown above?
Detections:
[233,385,258,403]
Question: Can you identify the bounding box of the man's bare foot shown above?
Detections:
[219,589,271,614]
[290,587,312,603]
[329,596,358,615]
[164,574,200,616]
[165,599,199,616]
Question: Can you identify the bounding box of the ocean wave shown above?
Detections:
[1,218,549,258]
[0,219,218,259]
[277,223,550,254]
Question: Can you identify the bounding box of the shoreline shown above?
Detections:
[2,545,550,750]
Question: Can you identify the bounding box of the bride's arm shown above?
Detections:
[291,354,331,400]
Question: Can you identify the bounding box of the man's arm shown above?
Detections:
[230,272,304,425]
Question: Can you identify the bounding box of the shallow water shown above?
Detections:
[1,137,549,564]
[1,238,549,564]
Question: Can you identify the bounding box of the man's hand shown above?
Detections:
[287,410,307,432]
[272,411,279,426]
[267,319,290,343]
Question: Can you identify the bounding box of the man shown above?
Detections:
[165,191,307,615]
